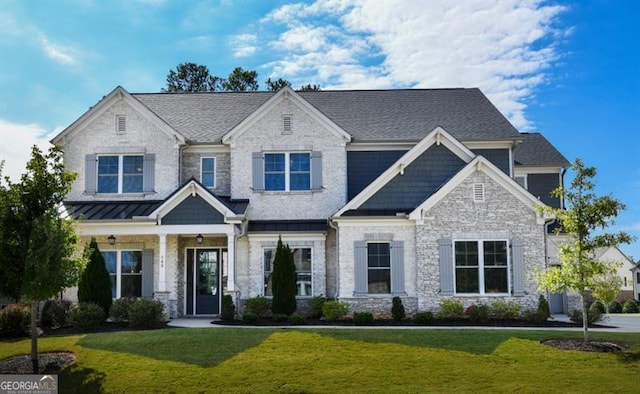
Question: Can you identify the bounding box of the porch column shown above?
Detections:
[159,233,167,292]
[226,232,235,291]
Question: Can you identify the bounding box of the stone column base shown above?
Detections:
[154,291,171,321]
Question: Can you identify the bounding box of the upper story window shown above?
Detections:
[201,157,216,188]
[97,155,143,193]
[264,152,310,191]
[454,240,509,294]
[116,115,126,134]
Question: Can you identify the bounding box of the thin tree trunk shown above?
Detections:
[581,293,590,343]
[30,299,39,373]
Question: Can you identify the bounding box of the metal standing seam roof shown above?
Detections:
[513,132,570,167]
[132,88,521,143]
[63,200,163,220]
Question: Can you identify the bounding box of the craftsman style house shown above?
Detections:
[53,86,571,318]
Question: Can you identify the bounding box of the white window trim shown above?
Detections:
[97,154,143,194]
[452,239,510,296]
[262,245,314,298]
[200,157,216,188]
[103,249,142,299]
[264,152,311,192]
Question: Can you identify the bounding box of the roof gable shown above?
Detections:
[222,86,351,145]
[51,86,186,145]
[149,179,244,224]
[334,126,475,217]
[408,155,554,224]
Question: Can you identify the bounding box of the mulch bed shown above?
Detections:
[541,338,629,352]
[0,352,76,374]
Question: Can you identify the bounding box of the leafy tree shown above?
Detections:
[265,78,292,91]
[590,264,623,313]
[0,146,82,372]
[78,238,113,315]
[222,67,259,92]
[271,237,297,315]
[163,62,222,92]
[536,158,633,342]
[298,84,321,91]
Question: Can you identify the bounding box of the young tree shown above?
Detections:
[536,158,633,342]
[222,67,259,92]
[265,78,291,91]
[590,264,623,313]
[163,62,222,92]
[271,237,297,315]
[0,146,82,372]
[78,238,113,315]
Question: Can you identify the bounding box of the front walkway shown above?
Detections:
[167,314,640,333]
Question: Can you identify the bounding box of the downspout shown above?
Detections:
[329,218,340,300]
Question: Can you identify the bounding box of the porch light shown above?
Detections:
[108,235,116,245]
[196,234,204,244]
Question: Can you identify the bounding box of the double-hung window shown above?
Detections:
[264,247,312,296]
[102,250,143,298]
[367,243,391,293]
[264,152,310,191]
[454,240,509,294]
[201,157,216,188]
[97,155,143,193]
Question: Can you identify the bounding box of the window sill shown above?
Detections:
[257,190,320,195]
[453,293,511,297]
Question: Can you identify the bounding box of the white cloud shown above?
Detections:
[37,32,79,65]
[230,34,258,57]
[260,0,567,131]
[0,120,58,182]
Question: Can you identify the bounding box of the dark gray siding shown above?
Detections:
[528,173,561,208]
[162,195,225,224]
[347,150,407,200]
[359,144,466,212]
[472,149,510,175]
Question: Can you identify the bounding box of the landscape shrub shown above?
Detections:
[128,299,164,329]
[271,238,297,316]
[0,304,30,337]
[41,299,72,328]
[109,297,136,322]
[391,297,405,321]
[537,295,551,319]
[436,299,464,319]
[322,300,350,321]
[68,302,105,330]
[221,295,235,321]
[412,311,434,325]
[522,309,548,325]
[244,296,270,317]
[242,312,258,325]
[78,238,113,315]
[307,295,326,319]
[288,314,306,325]
[589,300,606,314]
[622,300,639,313]
[570,308,603,326]
[489,300,521,319]
[465,304,489,323]
[354,312,374,326]
[273,313,288,322]
[608,300,623,313]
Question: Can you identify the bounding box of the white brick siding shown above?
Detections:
[63,100,180,201]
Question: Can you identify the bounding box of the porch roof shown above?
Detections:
[63,200,163,220]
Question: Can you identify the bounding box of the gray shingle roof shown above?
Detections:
[513,133,570,167]
[132,88,520,143]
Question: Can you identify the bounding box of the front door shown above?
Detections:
[186,249,220,315]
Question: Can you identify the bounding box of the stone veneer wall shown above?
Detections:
[416,171,546,312]
[181,151,231,195]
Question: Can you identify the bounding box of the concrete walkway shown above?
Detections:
[168,314,640,333]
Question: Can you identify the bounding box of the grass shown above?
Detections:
[2,328,639,393]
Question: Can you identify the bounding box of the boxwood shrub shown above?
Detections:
[354,312,374,326]
[622,300,639,313]
[68,302,105,330]
[128,299,164,329]
[0,304,30,337]
[412,311,434,325]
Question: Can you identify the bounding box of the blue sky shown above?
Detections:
[1,0,638,258]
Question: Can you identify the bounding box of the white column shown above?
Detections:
[226,232,235,291]
[159,233,167,292]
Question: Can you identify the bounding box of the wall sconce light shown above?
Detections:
[196,234,204,244]
[108,235,116,245]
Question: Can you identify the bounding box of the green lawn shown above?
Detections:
[2,328,639,393]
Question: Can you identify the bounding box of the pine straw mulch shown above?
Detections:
[0,351,76,374]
